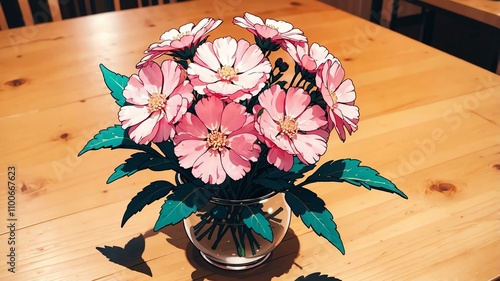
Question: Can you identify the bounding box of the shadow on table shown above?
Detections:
[183,228,300,281]
[97,225,341,280]
[96,234,152,276]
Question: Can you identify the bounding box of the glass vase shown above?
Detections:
[183,191,291,270]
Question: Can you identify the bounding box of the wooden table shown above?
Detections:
[417,0,500,28]
[1,0,499,280]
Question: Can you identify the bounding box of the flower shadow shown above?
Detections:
[185,228,300,281]
[96,234,152,277]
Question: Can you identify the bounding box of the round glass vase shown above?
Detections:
[183,191,291,270]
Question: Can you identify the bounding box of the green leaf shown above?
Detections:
[303,159,408,199]
[154,183,214,231]
[121,181,174,227]
[295,272,341,281]
[242,206,273,242]
[285,187,345,254]
[99,64,128,106]
[107,152,153,183]
[78,125,160,156]
[289,156,315,175]
[107,152,176,183]
[253,157,313,191]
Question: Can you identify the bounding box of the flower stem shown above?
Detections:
[211,223,230,250]
[289,71,299,89]
[230,225,245,257]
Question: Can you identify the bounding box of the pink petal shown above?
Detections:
[233,39,251,69]
[221,149,251,181]
[213,37,237,66]
[254,24,279,38]
[175,113,207,139]
[152,117,175,142]
[139,62,163,94]
[119,105,150,128]
[300,55,317,71]
[244,12,264,25]
[293,132,328,164]
[161,27,183,40]
[193,42,220,71]
[175,139,208,168]
[328,60,345,91]
[193,151,226,184]
[309,43,330,64]
[128,111,163,144]
[195,97,223,131]
[228,133,260,161]
[206,81,242,96]
[170,35,195,49]
[267,146,294,171]
[257,110,280,141]
[160,61,182,96]
[220,102,247,134]
[336,79,356,103]
[190,18,208,35]
[265,19,293,32]
[296,105,327,131]
[188,63,219,84]
[234,71,267,89]
[258,85,285,121]
[234,41,262,73]
[336,104,359,130]
[123,75,149,105]
[330,109,347,142]
[164,94,183,122]
[285,87,310,118]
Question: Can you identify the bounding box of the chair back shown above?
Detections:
[0,0,172,30]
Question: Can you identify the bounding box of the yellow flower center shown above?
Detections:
[206,130,228,151]
[329,90,338,104]
[279,115,299,139]
[173,31,189,41]
[266,24,278,30]
[147,92,166,113]
[218,65,238,81]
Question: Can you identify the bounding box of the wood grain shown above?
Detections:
[420,0,500,28]
[0,0,499,280]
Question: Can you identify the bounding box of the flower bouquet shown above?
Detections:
[79,13,407,270]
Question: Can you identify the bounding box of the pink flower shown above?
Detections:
[316,60,359,141]
[286,42,334,73]
[119,61,194,144]
[233,13,306,47]
[187,37,272,102]
[256,85,328,168]
[174,97,261,184]
[254,105,295,171]
[136,18,222,68]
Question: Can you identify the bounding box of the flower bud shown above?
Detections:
[275,57,283,67]
[279,62,289,72]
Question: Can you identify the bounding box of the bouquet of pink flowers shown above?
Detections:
[79,13,406,260]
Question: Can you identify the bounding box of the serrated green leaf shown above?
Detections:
[242,206,273,242]
[253,157,312,191]
[121,181,174,227]
[107,152,154,183]
[285,187,345,254]
[154,183,214,231]
[99,64,128,106]
[289,156,315,175]
[303,159,408,199]
[78,125,160,157]
[106,153,176,183]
